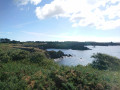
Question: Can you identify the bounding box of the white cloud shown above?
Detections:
[14,0,42,5]
[14,0,28,5]
[35,0,120,30]
[35,5,64,19]
[31,0,42,5]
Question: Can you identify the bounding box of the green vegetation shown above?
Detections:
[1,38,90,50]
[1,38,120,47]
[38,42,90,50]
[91,53,120,71]
[22,41,90,50]
[0,43,120,90]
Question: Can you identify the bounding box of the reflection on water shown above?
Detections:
[47,46,120,66]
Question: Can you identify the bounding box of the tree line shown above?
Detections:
[1,38,120,46]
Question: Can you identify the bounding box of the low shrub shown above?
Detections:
[30,52,45,63]
[91,53,120,71]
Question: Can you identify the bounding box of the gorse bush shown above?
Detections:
[0,49,29,62]
[0,45,56,69]
[30,52,45,63]
[8,49,29,61]
[0,48,47,63]
[0,50,10,63]
[91,53,120,71]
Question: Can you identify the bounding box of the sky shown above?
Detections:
[0,0,120,42]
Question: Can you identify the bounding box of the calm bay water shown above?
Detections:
[47,46,120,66]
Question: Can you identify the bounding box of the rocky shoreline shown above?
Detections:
[47,50,72,59]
